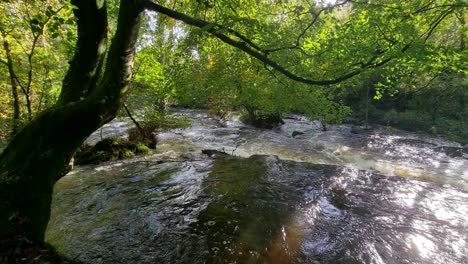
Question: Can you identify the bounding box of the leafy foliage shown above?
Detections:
[126,110,190,147]
[0,0,76,139]
[1,0,466,138]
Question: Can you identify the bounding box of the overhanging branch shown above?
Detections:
[141,0,456,86]
[142,0,384,86]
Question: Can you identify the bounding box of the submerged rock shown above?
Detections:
[434,146,468,158]
[201,149,228,157]
[292,131,304,138]
[350,126,372,134]
[241,112,285,129]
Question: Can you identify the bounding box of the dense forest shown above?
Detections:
[0,0,466,263]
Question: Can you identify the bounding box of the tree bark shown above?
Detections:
[1,32,21,135]
[0,0,142,242]
[58,0,108,104]
[24,91,32,121]
[0,100,113,241]
[24,32,40,121]
[365,84,369,129]
[124,103,144,135]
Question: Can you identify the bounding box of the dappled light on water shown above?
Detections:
[47,110,468,263]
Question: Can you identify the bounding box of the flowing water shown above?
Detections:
[47,109,468,263]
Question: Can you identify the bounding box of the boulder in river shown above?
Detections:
[292,131,305,138]
[350,126,372,134]
[201,149,228,157]
[241,112,285,129]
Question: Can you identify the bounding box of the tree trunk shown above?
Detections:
[58,0,109,104]
[24,94,33,121]
[1,32,21,135]
[124,103,144,135]
[456,11,465,50]
[0,99,114,241]
[0,0,142,242]
[365,83,370,129]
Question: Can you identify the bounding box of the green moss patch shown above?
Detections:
[75,137,151,165]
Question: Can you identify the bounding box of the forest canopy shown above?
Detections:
[0,0,466,246]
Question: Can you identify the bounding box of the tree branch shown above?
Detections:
[0,52,26,91]
[142,0,459,86]
[296,1,349,47]
[91,0,143,112]
[422,8,454,42]
[123,103,144,135]
[142,0,388,86]
[263,1,350,56]
[58,0,109,104]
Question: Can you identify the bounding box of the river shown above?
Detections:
[46,109,468,263]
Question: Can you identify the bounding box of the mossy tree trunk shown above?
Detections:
[0,0,143,242]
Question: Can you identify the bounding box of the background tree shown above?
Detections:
[0,0,75,138]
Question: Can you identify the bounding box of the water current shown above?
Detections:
[46,109,468,263]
